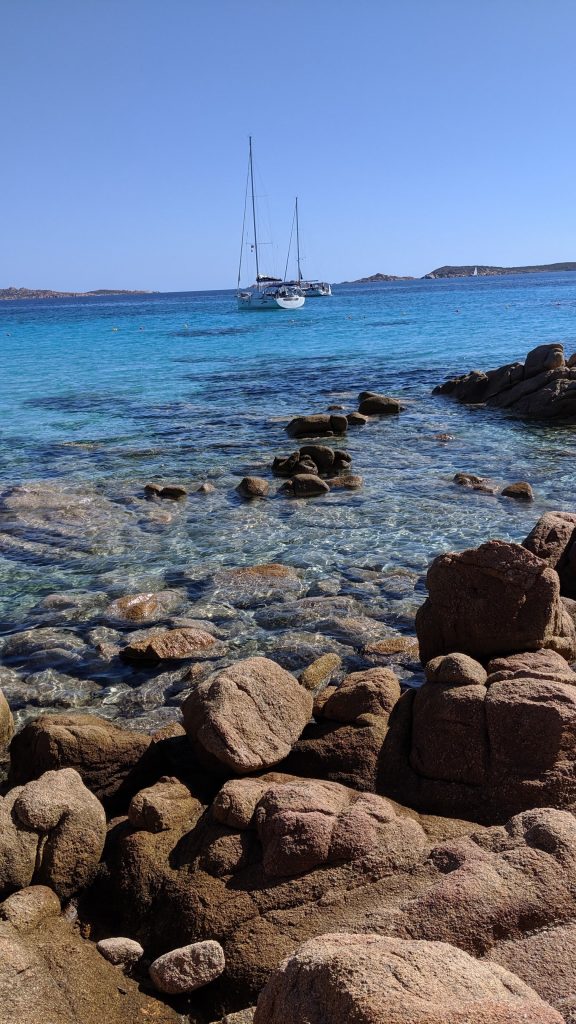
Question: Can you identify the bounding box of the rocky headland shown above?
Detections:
[0,287,155,301]
[434,342,576,419]
[3,377,576,1021]
[425,262,576,278]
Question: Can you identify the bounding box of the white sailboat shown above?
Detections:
[285,197,332,297]
[237,138,305,311]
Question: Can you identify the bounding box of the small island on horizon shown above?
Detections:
[345,261,576,284]
[0,286,156,301]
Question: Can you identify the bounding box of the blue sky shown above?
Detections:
[1,0,575,291]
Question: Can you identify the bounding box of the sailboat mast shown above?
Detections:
[295,196,302,284]
[249,136,260,282]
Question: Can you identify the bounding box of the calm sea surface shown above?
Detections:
[1,274,576,632]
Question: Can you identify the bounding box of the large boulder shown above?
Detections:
[9,714,151,804]
[253,933,562,1024]
[182,657,312,774]
[0,768,105,900]
[104,773,441,1010]
[523,511,576,597]
[381,650,576,819]
[434,344,576,419]
[415,540,576,664]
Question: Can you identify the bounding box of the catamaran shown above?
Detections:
[236,138,305,311]
[284,197,332,297]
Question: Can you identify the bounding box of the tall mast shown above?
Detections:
[295,196,302,284]
[249,136,260,282]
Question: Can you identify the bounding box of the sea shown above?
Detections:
[1,273,576,714]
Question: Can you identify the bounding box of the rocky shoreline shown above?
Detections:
[2,363,576,1021]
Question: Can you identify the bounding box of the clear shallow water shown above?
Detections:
[1,274,576,632]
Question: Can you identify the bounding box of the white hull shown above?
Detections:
[303,283,332,297]
[237,290,305,310]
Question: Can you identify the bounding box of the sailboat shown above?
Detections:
[285,197,332,297]
[237,138,305,311]
[472,266,479,276]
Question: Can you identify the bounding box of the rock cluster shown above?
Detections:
[3,508,576,1021]
[434,342,576,418]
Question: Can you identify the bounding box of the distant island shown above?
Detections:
[344,273,416,284]
[0,287,155,301]
[423,262,576,279]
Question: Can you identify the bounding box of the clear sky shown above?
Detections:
[1,0,575,291]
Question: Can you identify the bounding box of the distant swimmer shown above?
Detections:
[112,327,118,331]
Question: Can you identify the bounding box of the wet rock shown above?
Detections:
[453,472,497,493]
[254,595,358,631]
[96,937,144,965]
[149,939,225,994]
[272,452,318,477]
[197,481,216,494]
[299,445,352,476]
[236,477,270,498]
[298,653,342,691]
[358,393,403,415]
[346,411,368,426]
[425,653,488,686]
[121,627,218,665]
[286,414,348,438]
[502,481,534,501]
[434,343,576,419]
[0,767,105,900]
[128,777,203,833]
[103,590,184,623]
[9,713,151,803]
[182,657,312,774]
[144,483,188,499]
[415,539,576,665]
[326,473,363,489]
[523,510,576,597]
[254,933,562,1024]
[282,473,330,497]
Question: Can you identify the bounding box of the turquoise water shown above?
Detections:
[1,274,576,633]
